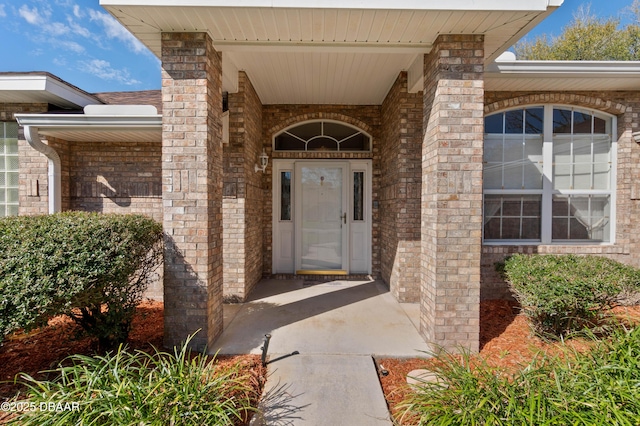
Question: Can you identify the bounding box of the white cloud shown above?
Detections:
[67,17,90,37]
[79,59,141,85]
[0,5,6,18]
[72,4,82,18]
[88,9,147,54]
[52,56,67,66]
[18,4,44,25]
[58,40,85,53]
[46,21,70,36]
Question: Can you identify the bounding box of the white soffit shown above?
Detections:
[0,74,101,109]
[101,1,562,104]
[485,61,640,91]
[15,113,162,143]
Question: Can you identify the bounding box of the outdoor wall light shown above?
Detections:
[633,131,640,144]
[255,149,269,173]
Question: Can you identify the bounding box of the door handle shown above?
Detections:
[341,212,347,224]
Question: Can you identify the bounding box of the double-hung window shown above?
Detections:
[483,106,615,244]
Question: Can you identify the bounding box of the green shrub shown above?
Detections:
[8,335,256,425]
[501,254,640,337]
[399,326,640,425]
[0,212,163,349]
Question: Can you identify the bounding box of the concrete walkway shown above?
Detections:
[212,279,432,425]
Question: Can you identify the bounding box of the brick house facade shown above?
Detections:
[3,1,640,353]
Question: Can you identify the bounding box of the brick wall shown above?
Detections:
[421,35,484,353]
[262,105,381,276]
[2,103,49,216]
[68,141,162,219]
[380,72,423,302]
[481,91,640,300]
[223,72,263,300]
[161,32,224,351]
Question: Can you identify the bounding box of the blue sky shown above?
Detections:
[0,0,160,93]
[0,1,637,94]
[524,0,636,40]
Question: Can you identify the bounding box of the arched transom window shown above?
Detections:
[483,105,616,244]
[274,120,371,152]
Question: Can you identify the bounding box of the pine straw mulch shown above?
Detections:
[0,301,266,426]
[378,299,640,424]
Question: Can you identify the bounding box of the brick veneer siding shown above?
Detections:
[421,35,484,353]
[223,72,263,300]
[262,106,381,277]
[18,135,72,215]
[68,141,162,219]
[2,103,50,216]
[481,91,640,300]
[161,32,224,351]
[380,72,423,302]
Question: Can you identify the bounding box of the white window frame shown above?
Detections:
[483,104,617,245]
[272,119,372,152]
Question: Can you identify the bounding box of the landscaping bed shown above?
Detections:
[0,301,266,425]
[379,299,640,425]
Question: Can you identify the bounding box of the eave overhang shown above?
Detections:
[485,60,640,92]
[0,73,102,109]
[100,0,563,104]
[15,113,162,143]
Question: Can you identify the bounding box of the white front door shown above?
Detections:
[295,162,349,273]
[272,159,371,274]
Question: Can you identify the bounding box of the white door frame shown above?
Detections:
[272,159,372,274]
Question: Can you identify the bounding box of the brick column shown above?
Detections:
[380,72,422,302]
[161,32,223,351]
[421,35,484,353]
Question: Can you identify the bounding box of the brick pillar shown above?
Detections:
[161,32,224,351]
[223,72,263,301]
[381,72,423,302]
[421,35,484,353]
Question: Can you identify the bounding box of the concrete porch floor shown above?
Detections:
[213,278,431,358]
[213,278,432,425]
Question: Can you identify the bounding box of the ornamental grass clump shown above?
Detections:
[8,335,256,426]
[501,254,640,338]
[399,326,640,425]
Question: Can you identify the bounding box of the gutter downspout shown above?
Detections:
[23,126,61,213]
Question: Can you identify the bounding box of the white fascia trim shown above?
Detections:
[15,114,162,130]
[101,0,558,11]
[487,61,640,75]
[0,75,99,108]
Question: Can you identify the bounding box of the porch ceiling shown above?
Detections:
[100,0,563,104]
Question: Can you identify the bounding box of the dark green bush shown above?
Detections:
[501,254,640,337]
[0,212,163,350]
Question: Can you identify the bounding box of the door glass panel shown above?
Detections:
[280,171,291,221]
[353,172,364,221]
[300,166,343,270]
